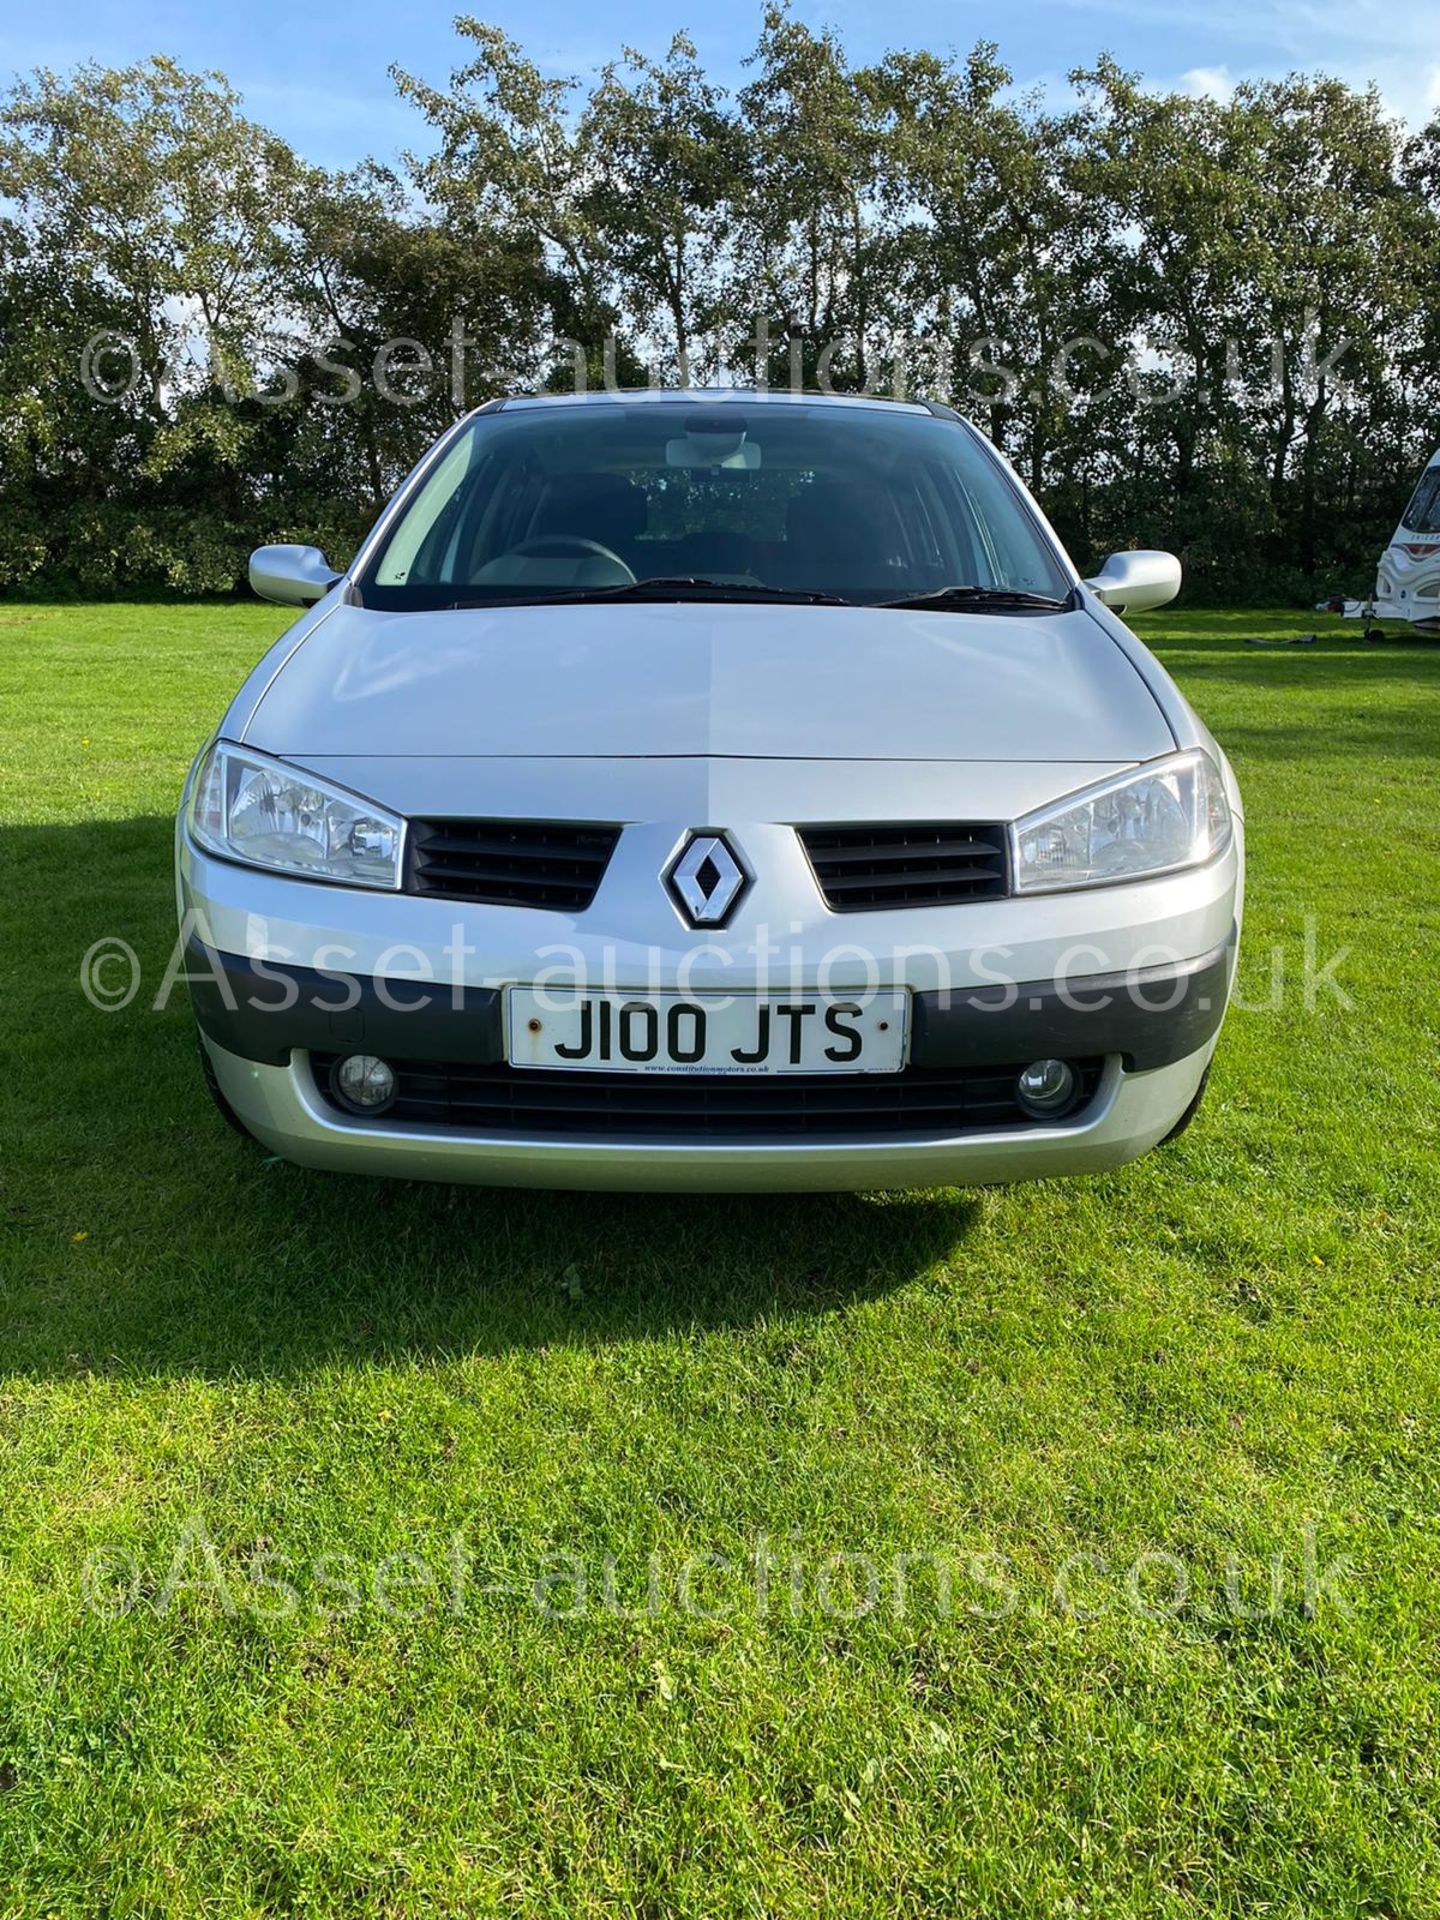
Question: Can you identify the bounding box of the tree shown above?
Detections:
[0,57,305,589]
[732,4,885,389]
[1242,75,1428,576]
[579,35,742,379]
[3,27,1438,602]
[392,21,638,387]
[282,162,548,524]
[870,43,1106,485]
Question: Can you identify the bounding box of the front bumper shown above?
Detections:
[202,1033,1217,1192]
[188,933,1235,1076]
[190,931,1234,1193]
[179,823,1240,1191]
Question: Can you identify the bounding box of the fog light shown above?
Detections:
[1016,1057,1077,1118]
[333,1053,396,1114]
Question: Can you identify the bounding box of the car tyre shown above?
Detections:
[1160,1064,1211,1145]
[195,1026,257,1141]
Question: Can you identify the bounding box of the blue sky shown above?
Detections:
[3,0,1436,167]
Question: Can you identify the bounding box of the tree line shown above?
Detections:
[2,8,1438,602]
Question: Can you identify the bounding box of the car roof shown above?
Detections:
[489,387,937,417]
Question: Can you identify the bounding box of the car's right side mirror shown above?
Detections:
[249,544,342,607]
[1084,550,1182,615]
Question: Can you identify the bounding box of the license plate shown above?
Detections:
[507,989,909,1074]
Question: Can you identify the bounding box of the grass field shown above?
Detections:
[1,601,1438,1916]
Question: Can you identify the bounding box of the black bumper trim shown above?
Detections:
[186,942,504,1068]
[188,927,1234,1076]
[911,927,1235,1073]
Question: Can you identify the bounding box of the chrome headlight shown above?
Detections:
[189,742,405,889]
[1012,749,1231,893]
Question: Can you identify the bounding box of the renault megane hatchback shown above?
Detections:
[179,389,1242,1191]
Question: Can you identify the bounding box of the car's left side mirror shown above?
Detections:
[249,544,342,607]
[1084,550,1182,615]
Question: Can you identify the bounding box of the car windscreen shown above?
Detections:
[356,401,1072,609]
[1401,465,1440,535]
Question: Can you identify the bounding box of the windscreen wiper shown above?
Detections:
[449,577,852,609]
[878,583,1072,612]
[629,576,852,604]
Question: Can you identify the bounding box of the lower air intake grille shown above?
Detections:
[406,819,621,910]
[799,822,1010,911]
[311,1057,1104,1141]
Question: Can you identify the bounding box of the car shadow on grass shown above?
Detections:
[2,818,978,1377]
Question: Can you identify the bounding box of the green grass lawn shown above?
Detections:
[1,601,1438,1916]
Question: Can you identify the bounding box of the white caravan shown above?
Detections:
[1329,448,1440,634]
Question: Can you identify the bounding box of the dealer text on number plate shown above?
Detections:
[508,989,909,1074]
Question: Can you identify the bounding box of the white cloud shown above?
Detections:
[1181,65,1234,102]
[1368,59,1440,130]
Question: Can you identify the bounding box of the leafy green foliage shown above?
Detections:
[2,28,1439,599]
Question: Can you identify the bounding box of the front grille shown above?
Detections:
[799,823,1009,911]
[311,1056,1104,1140]
[406,819,621,910]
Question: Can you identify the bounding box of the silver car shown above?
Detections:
[177,390,1242,1191]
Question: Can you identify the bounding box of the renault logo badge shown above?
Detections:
[664,831,750,928]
